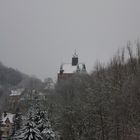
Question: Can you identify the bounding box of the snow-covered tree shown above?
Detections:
[34,109,56,140]
[41,128,55,140]
[34,110,48,132]
[13,118,42,140]
[13,99,56,140]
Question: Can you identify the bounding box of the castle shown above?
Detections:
[58,52,86,81]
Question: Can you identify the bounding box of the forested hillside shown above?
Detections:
[0,62,23,87]
[51,44,140,140]
[0,62,43,89]
[0,62,43,111]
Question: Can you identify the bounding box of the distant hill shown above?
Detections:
[0,62,23,87]
[0,62,43,111]
[0,62,43,90]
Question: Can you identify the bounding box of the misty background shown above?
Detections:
[0,0,140,80]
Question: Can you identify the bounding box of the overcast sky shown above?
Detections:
[0,0,140,81]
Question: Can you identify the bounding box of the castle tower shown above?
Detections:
[58,51,87,81]
[72,52,78,66]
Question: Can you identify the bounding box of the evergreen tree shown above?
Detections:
[35,110,48,132]
[13,118,42,140]
[39,111,55,140]
[13,101,56,140]
[41,127,55,140]
[33,108,56,140]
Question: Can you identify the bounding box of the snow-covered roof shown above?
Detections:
[62,64,77,73]
[10,88,24,96]
[59,63,86,74]
[2,113,15,124]
[44,84,54,90]
[39,92,44,96]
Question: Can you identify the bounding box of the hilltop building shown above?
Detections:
[9,89,24,108]
[58,52,86,81]
[8,88,47,113]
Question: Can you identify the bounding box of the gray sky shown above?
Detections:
[0,0,140,81]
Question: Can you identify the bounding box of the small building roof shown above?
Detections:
[10,88,24,96]
[2,113,15,124]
